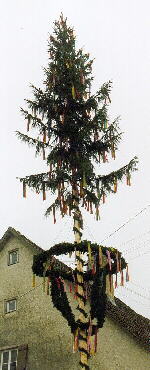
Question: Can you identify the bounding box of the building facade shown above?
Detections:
[0,227,149,370]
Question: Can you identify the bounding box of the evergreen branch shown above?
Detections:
[18,172,50,187]
[96,81,112,103]
[45,198,60,217]
[18,169,72,194]
[20,108,58,136]
[20,108,46,129]
[86,133,122,156]
[16,131,49,150]
[30,84,45,98]
[97,157,138,188]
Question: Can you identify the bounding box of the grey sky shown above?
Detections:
[0,0,150,318]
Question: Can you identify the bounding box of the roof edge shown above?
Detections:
[0,227,43,253]
[106,297,150,350]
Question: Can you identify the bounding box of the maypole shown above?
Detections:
[17,14,138,370]
[73,184,88,369]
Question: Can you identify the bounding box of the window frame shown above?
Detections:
[8,249,19,266]
[0,348,18,370]
[4,299,17,314]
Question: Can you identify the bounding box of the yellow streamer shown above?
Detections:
[83,172,87,188]
[99,247,103,266]
[106,275,114,301]
[88,242,92,267]
[72,85,76,99]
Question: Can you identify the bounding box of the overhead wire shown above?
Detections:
[100,203,150,244]
[130,281,150,292]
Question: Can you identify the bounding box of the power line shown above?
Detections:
[122,239,150,255]
[130,281,150,292]
[122,286,150,301]
[83,207,150,257]
[117,228,150,250]
[100,203,150,244]
[129,249,150,261]
[115,290,150,308]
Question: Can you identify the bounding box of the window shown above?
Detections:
[0,349,18,370]
[5,300,17,314]
[8,250,19,266]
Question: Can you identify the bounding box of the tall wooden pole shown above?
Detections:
[73,183,89,370]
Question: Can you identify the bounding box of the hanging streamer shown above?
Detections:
[126,173,131,186]
[43,129,46,143]
[126,264,130,282]
[114,178,117,193]
[119,257,122,272]
[102,193,105,204]
[23,181,26,198]
[72,85,76,99]
[69,284,72,293]
[96,205,100,221]
[42,147,46,160]
[90,202,93,214]
[116,251,119,273]
[111,143,115,159]
[69,205,71,216]
[106,274,114,300]
[106,250,112,271]
[104,120,108,130]
[88,241,92,268]
[43,183,46,201]
[87,318,92,354]
[103,152,106,163]
[80,181,84,197]
[80,70,85,84]
[60,113,65,124]
[74,284,78,300]
[53,206,56,224]
[115,273,118,289]
[99,247,103,266]
[73,329,79,352]
[49,163,53,179]
[33,106,37,117]
[27,116,30,132]
[83,172,87,188]
[120,270,124,286]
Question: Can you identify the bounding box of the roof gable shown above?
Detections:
[0,227,43,253]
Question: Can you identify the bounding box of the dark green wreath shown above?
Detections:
[32,241,127,335]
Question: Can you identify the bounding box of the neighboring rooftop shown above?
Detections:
[0,227,149,351]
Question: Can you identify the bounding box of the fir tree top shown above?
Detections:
[16,14,138,222]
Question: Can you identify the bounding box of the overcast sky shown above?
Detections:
[0,0,150,318]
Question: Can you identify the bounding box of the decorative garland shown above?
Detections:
[32,241,128,340]
[32,241,127,278]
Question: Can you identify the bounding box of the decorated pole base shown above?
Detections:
[32,241,128,369]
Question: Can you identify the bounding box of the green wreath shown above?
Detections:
[32,241,127,335]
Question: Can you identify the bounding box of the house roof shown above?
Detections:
[0,227,43,253]
[0,227,149,350]
[106,298,149,351]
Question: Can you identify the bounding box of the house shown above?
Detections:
[0,227,149,370]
